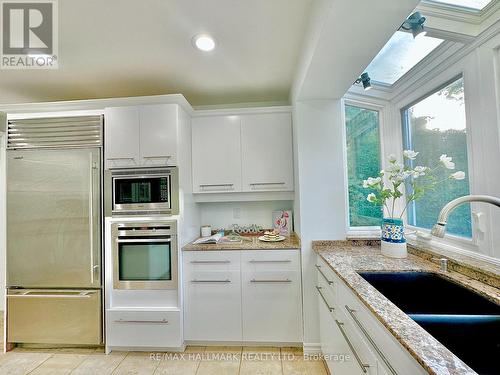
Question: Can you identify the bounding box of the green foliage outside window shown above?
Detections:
[345,105,383,226]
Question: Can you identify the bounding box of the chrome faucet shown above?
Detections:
[431,195,500,237]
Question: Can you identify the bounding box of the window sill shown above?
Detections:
[346,227,381,240]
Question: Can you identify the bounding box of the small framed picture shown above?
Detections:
[272,210,292,236]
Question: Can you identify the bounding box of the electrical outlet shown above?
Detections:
[233,207,241,219]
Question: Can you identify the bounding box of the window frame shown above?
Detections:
[399,74,478,249]
[343,97,388,238]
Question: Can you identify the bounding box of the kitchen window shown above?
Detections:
[402,76,472,238]
[345,104,383,227]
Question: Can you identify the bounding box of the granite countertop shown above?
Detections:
[313,240,500,375]
[182,232,301,251]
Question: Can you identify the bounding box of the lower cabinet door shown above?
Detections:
[184,270,242,341]
[241,270,302,342]
[106,310,181,348]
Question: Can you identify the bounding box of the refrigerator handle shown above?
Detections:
[89,153,96,285]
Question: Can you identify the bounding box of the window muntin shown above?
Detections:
[345,105,383,227]
[402,77,472,237]
[365,31,444,85]
[426,0,493,11]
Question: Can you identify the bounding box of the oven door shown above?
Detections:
[112,175,171,213]
[113,237,178,290]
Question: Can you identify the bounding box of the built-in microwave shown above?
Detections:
[106,167,179,216]
[112,221,178,290]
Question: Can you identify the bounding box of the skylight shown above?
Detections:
[365,31,444,85]
[427,0,493,11]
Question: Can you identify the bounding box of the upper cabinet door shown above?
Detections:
[139,104,178,167]
[104,107,140,169]
[241,113,293,192]
[192,116,242,193]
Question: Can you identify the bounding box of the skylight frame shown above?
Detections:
[422,0,495,12]
[364,31,447,87]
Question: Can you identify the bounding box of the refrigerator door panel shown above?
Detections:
[7,289,102,345]
[7,148,101,288]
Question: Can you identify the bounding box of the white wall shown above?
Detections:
[293,100,347,348]
[199,201,293,232]
[0,114,6,310]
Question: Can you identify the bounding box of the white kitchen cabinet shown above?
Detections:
[106,309,182,349]
[105,106,140,169]
[183,251,242,342]
[105,104,178,169]
[316,256,427,375]
[192,115,242,193]
[139,104,178,166]
[183,249,302,344]
[241,113,294,192]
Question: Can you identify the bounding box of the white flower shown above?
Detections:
[451,171,466,180]
[412,166,427,178]
[403,150,419,160]
[367,193,377,203]
[363,177,381,188]
[440,154,455,170]
[388,154,397,163]
[386,162,403,174]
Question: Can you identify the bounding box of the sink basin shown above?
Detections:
[359,272,500,374]
[358,272,500,315]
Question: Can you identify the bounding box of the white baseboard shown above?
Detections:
[303,342,321,355]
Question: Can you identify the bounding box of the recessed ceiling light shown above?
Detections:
[193,34,216,52]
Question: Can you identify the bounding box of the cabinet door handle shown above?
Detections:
[107,157,135,161]
[345,305,398,375]
[249,259,291,263]
[249,182,286,186]
[191,279,231,283]
[315,264,333,285]
[190,260,230,264]
[143,155,171,159]
[250,279,291,283]
[316,286,334,312]
[114,319,168,325]
[199,184,234,187]
[335,319,370,373]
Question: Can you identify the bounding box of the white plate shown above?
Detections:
[258,235,286,242]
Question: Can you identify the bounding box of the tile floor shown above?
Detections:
[0,346,328,375]
[0,314,328,374]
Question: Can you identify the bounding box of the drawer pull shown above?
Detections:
[143,155,171,159]
[114,319,168,325]
[251,279,291,283]
[316,286,334,312]
[107,157,135,161]
[335,319,370,373]
[345,305,398,375]
[190,260,231,264]
[249,259,291,263]
[199,184,234,188]
[315,264,333,285]
[191,279,231,283]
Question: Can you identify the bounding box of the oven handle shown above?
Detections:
[116,239,172,243]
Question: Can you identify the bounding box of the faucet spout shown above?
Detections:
[431,195,500,238]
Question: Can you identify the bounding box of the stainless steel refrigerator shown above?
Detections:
[6,116,102,345]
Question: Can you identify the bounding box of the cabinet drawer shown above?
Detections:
[316,258,337,299]
[338,277,426,375]
[8,289,102,345]
[183,251,240,271]
[241,250,299,271]
[106,310,181,348]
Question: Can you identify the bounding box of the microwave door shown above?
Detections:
[7,149,101,288]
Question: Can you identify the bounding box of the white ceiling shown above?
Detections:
[0,0,313,106]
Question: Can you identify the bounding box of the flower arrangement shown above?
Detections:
[363,150,466,219]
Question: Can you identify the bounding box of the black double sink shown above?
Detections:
[358,272,500,375]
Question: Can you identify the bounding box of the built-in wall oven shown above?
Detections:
[112,221,178,290]
[106,167,179,216]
